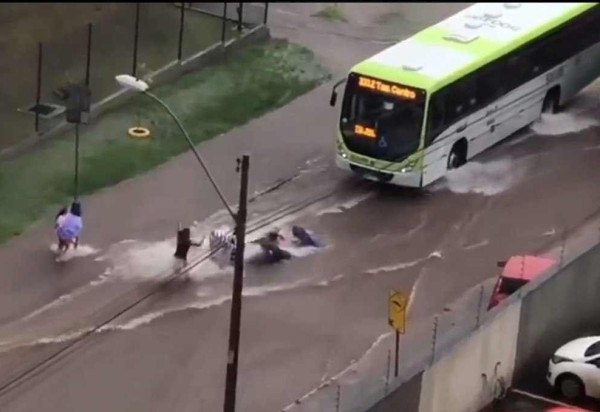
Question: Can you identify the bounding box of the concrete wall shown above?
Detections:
[369,372,423,412]
[358,236,600,412]
[514,242,600,383]
[418,301,521,412]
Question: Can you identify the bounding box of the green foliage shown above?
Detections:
[0,39,330,244]
[311,5,347,22]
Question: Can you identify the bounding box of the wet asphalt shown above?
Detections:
[1,3,600,412]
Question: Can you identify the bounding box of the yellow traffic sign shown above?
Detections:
[389,290,407,334]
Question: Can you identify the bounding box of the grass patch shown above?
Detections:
[311,5,347,22]
[0,39,330,244]
[0,4,229,150]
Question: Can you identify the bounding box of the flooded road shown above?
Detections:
[1,102,600,411]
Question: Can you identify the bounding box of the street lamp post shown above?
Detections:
[115,74,249,412]
[115,75,234,219]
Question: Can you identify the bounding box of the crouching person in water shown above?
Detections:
[291,225,323,248]
[55,202,83,254]
[254,230,291,264]
[174,226,203,272]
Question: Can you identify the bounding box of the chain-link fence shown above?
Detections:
[280,278,495,412]
[0,2,268,153]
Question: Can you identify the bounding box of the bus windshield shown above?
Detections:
[340,73,425,162]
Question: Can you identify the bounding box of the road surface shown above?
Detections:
[0,3,600,412]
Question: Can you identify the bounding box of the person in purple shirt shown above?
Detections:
[291,225,323,248]
[56,202,83,253]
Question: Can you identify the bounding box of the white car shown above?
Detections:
[547,336,600,400]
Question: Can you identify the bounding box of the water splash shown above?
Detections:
[365,251,442,275]
[99,239,180,281]
[50,244,99,262]
[531,112,599,136]
[317,192,373,216]
[317,274,345,287]
[438,160,524,196]
[93,280,309,333]
[99,296,232,332]
[282,331,393,411]
[543,228,556,236]
[463,239,489,251]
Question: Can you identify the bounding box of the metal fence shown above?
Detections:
[281,278,496,412]
[0,2,268,152]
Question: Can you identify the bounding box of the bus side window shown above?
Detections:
[444,87,462,127]
[426,93,446,145]
[445,80,472,126]
[476,69,493,107]
[478,64,507,104]
[507,52,534,89]
[465,78,478,109]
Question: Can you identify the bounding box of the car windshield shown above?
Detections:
[498,277,528,295]
[340,73,425,162]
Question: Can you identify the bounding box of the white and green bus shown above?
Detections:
[330,3,600,187]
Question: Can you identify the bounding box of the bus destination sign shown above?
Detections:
[354,124,376,138]
[358,76,418,100]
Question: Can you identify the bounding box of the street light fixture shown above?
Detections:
[115,74,235,219]
[115,74,149,92]
[115,74,248,412]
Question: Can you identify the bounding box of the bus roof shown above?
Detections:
[352,3,597,93]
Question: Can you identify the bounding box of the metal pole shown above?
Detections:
[394,330,399,377]
[35,42,42,133]
[431,316,439,365]
[143,91,235,219]
[177,3,185,61]
[74,124,80,200]
[223,154,249,412]
[237,2,243,32]
[86,23,92,87]
[263,3,269,25]
[221,3,228,43]
[385,349,391,395]
[475,284,484,328]
[559,231,567,267]
[132,3,140,77]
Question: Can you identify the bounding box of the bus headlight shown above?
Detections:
[400,159,417,173]
[337,143,347,158]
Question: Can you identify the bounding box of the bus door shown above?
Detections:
[466,106,497,159]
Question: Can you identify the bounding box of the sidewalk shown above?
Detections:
[483,388,597,411]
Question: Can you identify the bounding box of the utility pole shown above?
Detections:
[223,154,250,412]
[65,83,91,200]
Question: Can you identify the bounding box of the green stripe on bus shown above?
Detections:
[353,3,598,93]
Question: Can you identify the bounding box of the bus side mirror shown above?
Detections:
[329,77,346,107]
[497,260,506,268]
[330,91,338,107]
